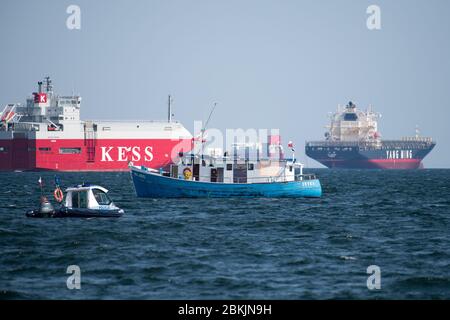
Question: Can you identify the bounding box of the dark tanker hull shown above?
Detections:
[305,140,435,169]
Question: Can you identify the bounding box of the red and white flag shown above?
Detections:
[288,141,295,151]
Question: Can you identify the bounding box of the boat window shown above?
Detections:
[92,189,112,205]
[79,191,88,208]
[233,164,247,183]
[226,164,233,171]
[248,163,254,171]
[71,191,88,208]
[71,192,79,208]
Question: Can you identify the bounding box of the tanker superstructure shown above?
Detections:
[305,102,435,169]
[0,77,193,171]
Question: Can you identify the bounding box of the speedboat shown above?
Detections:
[26,184,124,218]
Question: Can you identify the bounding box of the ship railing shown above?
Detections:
[306,141,364,147]
[399,137,434,143]
[1,122,38,132]
[294,173,317,181]
[188,173,317,184]
[91,119,181,124]
[306,139,434,148]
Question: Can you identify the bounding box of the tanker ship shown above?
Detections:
[0,77,193,171]
[305,102,435,169]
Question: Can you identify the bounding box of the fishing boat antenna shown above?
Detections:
[202,102,218,135]
[167,95,173,123]
[199,102,218,158]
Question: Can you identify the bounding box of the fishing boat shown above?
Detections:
[129,144,322,198]
[26,184,124,218]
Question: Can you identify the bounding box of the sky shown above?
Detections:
[1,0,449,168]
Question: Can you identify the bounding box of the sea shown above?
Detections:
[0,169,449,299]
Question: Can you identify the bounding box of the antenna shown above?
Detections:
[202,102,218,134]
[168,95,173,122]
[197,102,218,157]
[45,76,53,93]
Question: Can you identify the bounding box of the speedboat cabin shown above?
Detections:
[64,185,115,209]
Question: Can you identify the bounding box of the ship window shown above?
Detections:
[92,189,112,205]
[102,127,111,131]
[344,113,358,121]
[59,147,81,154]
[226,164,233,171]
[39,147,51,152]
[248,163,254,171]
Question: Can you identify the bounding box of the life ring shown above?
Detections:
[183,168,192,180]
[54,187,64,203]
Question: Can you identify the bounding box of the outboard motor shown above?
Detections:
[39,197,55,216]
[26,196,56,218]
[26,196,55,218]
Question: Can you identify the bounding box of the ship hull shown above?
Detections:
[130,166,322,198]
[313,159,422,169]
[305,141,435,169]
[0,137,193,171]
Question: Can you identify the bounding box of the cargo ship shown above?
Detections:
[0,77,193,171]
[305,102,435,169]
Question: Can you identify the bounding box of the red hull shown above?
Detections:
[0,138,192,171]
[319,159,422,169]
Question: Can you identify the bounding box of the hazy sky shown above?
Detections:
[1,0,449,167]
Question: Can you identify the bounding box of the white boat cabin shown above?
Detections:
[64,185,116,209]
[165,154,305,184]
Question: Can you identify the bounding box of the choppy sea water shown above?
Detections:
[0,169,449,299]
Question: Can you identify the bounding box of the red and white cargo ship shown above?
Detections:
[0,77,193,171]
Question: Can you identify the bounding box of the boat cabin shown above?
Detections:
[64,185,115,209]
[164,153,305,184]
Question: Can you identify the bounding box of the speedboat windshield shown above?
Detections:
[93,189,112,205]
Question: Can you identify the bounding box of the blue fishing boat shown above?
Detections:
[129,152,322,198]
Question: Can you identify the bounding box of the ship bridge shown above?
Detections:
[326,101,380,143]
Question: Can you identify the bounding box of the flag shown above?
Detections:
[288,141,295,152]
[54,175,61,187]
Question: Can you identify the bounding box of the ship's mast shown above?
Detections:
[45,76,53,92]
[168,95,173,123]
